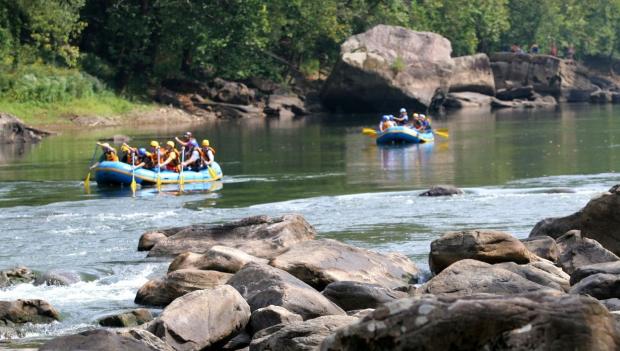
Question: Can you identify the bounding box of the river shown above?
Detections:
[0,104,619,346]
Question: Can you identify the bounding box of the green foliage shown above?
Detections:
[391,56,406,74]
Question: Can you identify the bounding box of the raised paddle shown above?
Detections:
[84,144,99,192]
[362,128,378,136]
[179,147,185,192]
[130,153,137,196]
[156,151,162,192]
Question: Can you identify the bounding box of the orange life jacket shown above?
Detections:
[164,149,180,172]
[105,151,119,162]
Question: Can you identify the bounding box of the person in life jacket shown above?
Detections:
[199,139,215,168]
[119,144,131,163]
[181,143,202,171]
[133,148,154,170]
[392,108,409,125]
[379,115,395,132]
[419,114,431,130]
[412,113,423,130]
[175,131,198,148]
[149,141,164,168]
[159,140,181,172]
[90,142,119,169]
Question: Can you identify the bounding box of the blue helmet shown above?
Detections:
[382,115,390,121]
[400,108,406,113]
[138,148,147,156]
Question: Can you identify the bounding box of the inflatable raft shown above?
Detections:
[94,161,223,186]
[376,126,434,145]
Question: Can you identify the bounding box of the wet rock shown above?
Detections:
[40,329,158,351]
[99,309,153,328]
[448,54,495,95]
[151,286,250,351]
[267,94,307,118]
[530,185,620,255]
[590,89,613,103]
[117,329,175,351]
[443,92,493,109]
[145,215,316,258]
[570,273,620,300]
[555,230,620,275]
[249,305,303,333]
[138,232,168,251]
[270,239,420,290]
[419,185,463,197]
[321,292,619,350]
[34,269,81,286]
[168,246,268,273]
[0,266,35,288]
[496,85,534,100]
[213,78,255,105]
[494,261,569,292]
[429,229,532,274]
[321,281,407,311]
[601,298,620,312]
[250,315,358,351]
[0,113,51,144]
[227,263,345,320]
[0,299,60,325]
[135,269,231,307]
[419,259,551,296]
[571,261,620,285]
[521,236,559,263]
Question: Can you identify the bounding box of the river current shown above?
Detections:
[0,104,619,345]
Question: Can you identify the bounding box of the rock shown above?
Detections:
[419,259,552,296]
[448,54,495,95]
[69,115,119,127]
[590,89,613,103]
[601,298,620,312]
[491,95,557,109]
[0,113,51,144]
[213,78,255,105]
[168,246,268,273]
[321,292,620,350]
[530,185,620,255]
[208,102,265,119]
[138,232,168,251]
[221,331,251,350]
[570,273,620,300]
[227,263,345,320]
[145,215,316,258]
[40,329,159,351]
[347,308,374,319]
[0,266,35,288]
[428,229,532,274]
[419,185,464,196]
[34,269,81,286]
[321,281,407,311]
[99,309,153,327]
[321,25,453,112]
[494,261,569,292]
[496,85,534,100]
[135,269,232,307]
[117,329,175,351]
[267,94,307,118]
[0,299,59,325]
[270,239,420,290]
[571,261,620,285]
[101,134,131,143]
[521,236,559,263]
[249,305,303,333]
[555,230,620,275]
[151,286,250,351]
[443,92,493,109]
[250,315,358,351]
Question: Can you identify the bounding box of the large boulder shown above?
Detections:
[168,246,268,273]
[116,329,175,351]
[98,309,153,328]
[0,113,50,144]
[0,299,60,325]
[249,305,303,333]
[521,236,560,263]
[270,239,420,290]
[571,261,620,285]
[151,286,250,351]
[250,315,358,351]
[0,266,35,288]
[40,329,160,351]
[443,92,494,109]
[419,185,463,197]
[555,230,620,275]
[429,229,532,274]
[494,261,570,292]
[227,263,345,320]
[448,54,495,95]
[266,94,307,119]
[321,281,407,311]
[321,292,620,350]
[135,269,232,307]
[530,185,620,256]
[144,215,316,258]
[212,78,256,105]
[321,25,453,112]
[570,273,620,300]
[34,269,81,286]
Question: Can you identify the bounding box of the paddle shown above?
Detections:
[207,164,217,179]
[179,147,185,192]
[362,128,378,137]
[433,128,449,138]
[130,153,137,196]
[156,151,162,192]
[84,144,99,192]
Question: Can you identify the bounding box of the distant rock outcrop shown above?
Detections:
[0,113,51,144]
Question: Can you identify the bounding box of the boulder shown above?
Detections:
[221,331,251,350]
[135,269,231,307]
[321,292,620,350]
[321,25,453,112]
[270,239,420,290]
[138,232,168,251]
[117,329,175,351]
[570,273,620,300]
[145,215,316,258]
[34,269,81,286]
[321,281,407,311]
[208,102,265,119]
[249,305,303,333]
[267,94,307,118]
[213,78,256,105]
[419,259,552,296]
[601,298,620,312]
[0,113,51,144]
[530,185,620,256]
[494,261,569,292]
[250,315,358,351]
[571,261,620,285]
[443,92,493,109]
[168,246,268,273]
[151,286,250,351]
[490,95,557,109]
[0,266,35,288]
[227,263,345,320]
[429,230,532,274]
[590,90,613,103]
[448,54,495,95]
[496,85,534,100]
[99,309,153,327]
[0,299,59,325]
[521,236,559,263]
[40,329,160,351]
[419,185,463,196]
[555,230,620,275]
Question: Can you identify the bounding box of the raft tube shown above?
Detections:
[375,126,434,145]
[94,161,223,186]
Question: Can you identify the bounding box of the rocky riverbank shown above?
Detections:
[0,185,614,350]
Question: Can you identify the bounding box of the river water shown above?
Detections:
[0,104,619,346]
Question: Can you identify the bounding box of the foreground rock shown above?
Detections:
[429,230,532,274]
[0,113,51,144]
[530,185,620,255]
[571,261,620,285]
[249,305,303,333]
[570,273,620,300]
[135,269,231,307]
[227,263,345,319]
[168,246,267,273]
[419,185,463,197]
[40,329,160,351]
[0,266,35,288]
[494,261,570,292]
[321,292,620,350]
[555,230,619,275]
[144,215,316,258]
[251,315,358,351]
[151,286,250,351]
[34,269,81,286]
[521,236,560,263]
[271,239,420,290]
[0,299,60,325]
[321,281,407,311]
[117,329,175,351]
[99,309,153,327]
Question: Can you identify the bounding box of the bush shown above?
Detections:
[391,56,406,74]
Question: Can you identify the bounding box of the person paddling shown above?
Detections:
[379,115,395,132]
[90,142,119,170]
[181,142,202,171]
[392,108,409,125]
[159,141,181,172]
[199,139,216,168]
[175,132,197,148]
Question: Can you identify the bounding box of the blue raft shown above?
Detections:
[94,161,223,186]
[376,126,434,145]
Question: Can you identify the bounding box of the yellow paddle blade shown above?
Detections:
[130,178,137,195]
[156,176,162,192]
[362,128,377,137]
[84,172,91,193]
[435,128,448,133]
[179,174,185,186]
[434,130,449,138]
[207,166,217,179]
